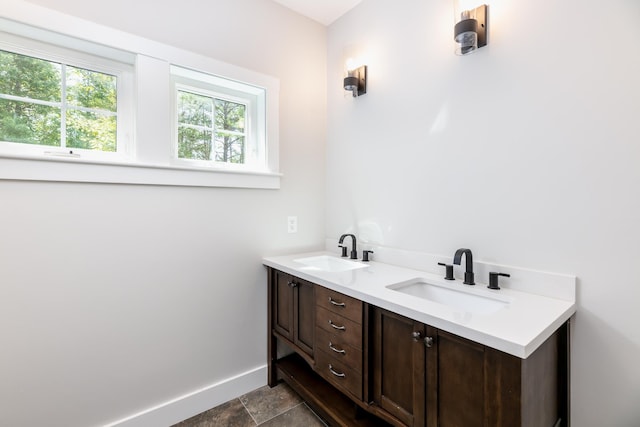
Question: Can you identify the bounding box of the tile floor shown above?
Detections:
[172,383,327,427]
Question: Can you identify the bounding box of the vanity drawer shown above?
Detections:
[316,306,362,350]
[315,348,363,400]
[316,286,362,323]
[315,326,362,372]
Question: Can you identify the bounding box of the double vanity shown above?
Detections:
[263,247,575,427]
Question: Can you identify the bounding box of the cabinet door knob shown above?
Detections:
[287,281,298,288]
[424,336,434,348]
[412,331,422,342]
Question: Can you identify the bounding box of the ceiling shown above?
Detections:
[271,0,362,26]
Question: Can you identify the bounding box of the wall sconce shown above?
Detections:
[343,65,367,98]
[453,3,488,55]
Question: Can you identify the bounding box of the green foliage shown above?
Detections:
[0,100,60,146]
[178,91,212,127]
[214,134,244,163]
[177,90,246,163]
[0,50,61,101]
[214,99,245,163]
[0,50,61,146]
[66,65,116,111]
[215,98,244,132]
[0,49,117,152]
[67,111,116,152]
[178,127,212,160]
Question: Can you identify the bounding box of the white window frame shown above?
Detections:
[0,32,135,163]
[0,3,280,189]
[170,65,268,173]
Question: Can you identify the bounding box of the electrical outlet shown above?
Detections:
[287,216,298,233]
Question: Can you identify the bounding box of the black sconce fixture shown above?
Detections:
[454,3,488,55]
[343,65,367,98]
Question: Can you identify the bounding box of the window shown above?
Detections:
[0,33,133,162]
[0,50,116,152]
[0,10,280,188]
[177,90,246,163]
[171,66,267,172]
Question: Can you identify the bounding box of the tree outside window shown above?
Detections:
[177,89,246,164]
[0,49,117,152]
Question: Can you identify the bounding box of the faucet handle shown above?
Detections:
[438,262,455,280]
[488,272,510,290]
[338,245,348,257]
[362,250,374,262]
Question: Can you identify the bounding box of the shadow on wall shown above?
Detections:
[570,307,640,426]
[340,220,385,248]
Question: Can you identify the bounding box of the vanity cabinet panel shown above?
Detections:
[315,326,363,372]
[295,277,316,355]
[272,270,293,339]
[316,306,362,350]
[369,307,510,427]
[316,347,363,400]
[315,287,365,401]
[434,331,487,427]
[316,285,363,323]
[369,306,565,427]
[370,307,426,427]
[368,307,489,427]
[270,269,315,358]
[436,328,561,427]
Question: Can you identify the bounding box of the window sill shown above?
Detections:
[0,154,281,189]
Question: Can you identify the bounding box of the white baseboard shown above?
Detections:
[105,364,267,427]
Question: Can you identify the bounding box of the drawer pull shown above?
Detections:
[329,297,346,307]
[329,342,346,355]
[328,364,346,378]
[328,320,346,331]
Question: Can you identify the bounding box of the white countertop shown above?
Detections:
[263,251,576,358]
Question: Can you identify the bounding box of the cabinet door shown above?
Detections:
[272,270,294,341]
[431,330,485,427]
[370,307,426,427]
[293,277,315,356]
[271,270,315,357]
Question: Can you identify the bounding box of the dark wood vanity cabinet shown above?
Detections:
[369,307,427,426]
[270,269,315,359]
[267,267,569,427]
[369,306,568,427]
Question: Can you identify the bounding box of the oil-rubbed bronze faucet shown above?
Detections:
[338,234,358,259]
[453,248,475,285]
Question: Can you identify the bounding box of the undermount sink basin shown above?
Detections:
[387,279,509,315]
[294,255,368,273]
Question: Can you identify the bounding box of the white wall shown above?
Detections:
[4,0,639,425]
[327,0,640,425]
[0,1,326,426]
